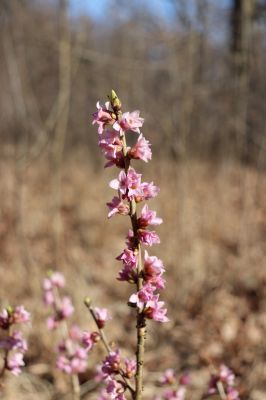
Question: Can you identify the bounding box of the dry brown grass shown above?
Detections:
[0,149,265,399]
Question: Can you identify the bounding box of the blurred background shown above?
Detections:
[0,0,266,399]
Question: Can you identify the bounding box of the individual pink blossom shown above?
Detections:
[110,168,142,200]
[105,377,126,399]
[117,263,137,283]
[208,365,239,399]
[128,133,152,162]
[1,331,28,353]
[116,248,137,268]
[162,387,186,400]
[93,101,114,134]
[82,331,97,350]
[12,306,30,325]
[129,283,156,308]
[94,307,111,329]
[138,229,160,246]
[0,308,10,330]
[43,272,65,290]
[124,358,137,378]
[107,197,130,218]
[98,129,125,168]
[143,251,165,289]
[43,290,55,305]
[179,372,190,386]
[138,204,163,228]
[7,352,25,376]
[60,296,75,319]
[56,345,88,374]
[226,387,240,400]
[159,369,176,386]
[113,110,144,135]
[145,295,169,323]
[135,181,160,202]
[102,349,121,375]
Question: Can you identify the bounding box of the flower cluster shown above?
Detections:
[43,271,102,376]
[93,91,168,325]
[0,305,30,376]
[153,369,190,400]
[207,365,240,400]
[96,349,136,400]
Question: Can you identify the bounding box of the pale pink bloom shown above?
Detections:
[61,296,74,319]
[102,349,121,375]
[98,129,125,168]
[138,229,160,246]
[129,134,152,162]
[124,358,136,378]
[113,110,144,135]
[56,346,88,374]
[95,364,106,382]
[50,272,65,288]
[0,331,27,353]
[143,251,165,289]
[145,295,169,323]
[117,264,137,283]
[69,325,83,341]
[93,101,114,134]
[138,204,163,228]
[47,316,59,330]
[43,290,55,305]
[116,248,137,267]
[219,365,235,386]
[82,331,94,351]
[129,283,156,308]
[159,368,176,385]
[163,387,186,400]
[107,197,129,218]
[0,308,9,329]
[7,352,25,376]
[226,387,240,400]
[135,181,160,202]
[179,372,190,386]
[12,306,30,325]
[105,377,126,399]
[94,307,111,329]
[110,168,142,200]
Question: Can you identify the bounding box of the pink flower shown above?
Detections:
[143,251,165,289]
[50,272,65,288]
[179,372,190,386]
[93,101,114,134]
[159,369,176,386]
[43,290,55,305]
[116,248,137,267]
[226,387,240,400]
[12,306,30,325]
[0,308,9,330]
[98,129,125,168]
[124,358,136,378]
[117,264,137,283]
[138,229,160,246]
[82,331,94,351]
[129,134,152,162]
[113,110,144,135]
[7,352,25,376]
[135,181,160,202]
[105,377,126,399]
[129,283,156,308]
[94,307,111,329]
[56,346,88,375]
[162,387,186,400]
[145,295,169,323]
[102,349,121,375]
[138,204,163,228]
[110,168,142,200]
[107,197,129,218]
[61,296,74,319]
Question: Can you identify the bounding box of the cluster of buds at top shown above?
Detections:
[93,90,168,325]
[43,271,107,376]
[0,305,30,376]
[207,365,240,400]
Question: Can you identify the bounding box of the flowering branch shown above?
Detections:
[92,90,168,400]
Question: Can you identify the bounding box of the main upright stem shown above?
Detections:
[121,131,146,400]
